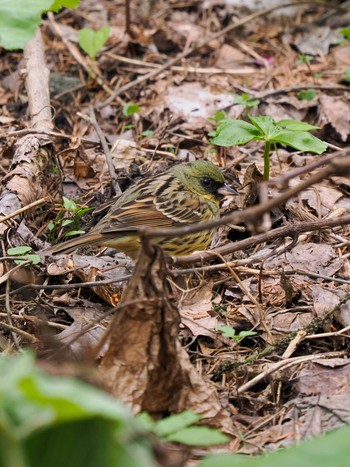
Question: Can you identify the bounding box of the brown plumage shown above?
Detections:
[47,160,237,259]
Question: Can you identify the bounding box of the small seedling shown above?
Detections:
[78,26,110,60]
[210,115,327,180]
[138,410,229,446]
[48,196,93,243]
[298,89,317,101]
[122,103,140,117]
[340,27,350,41]
[217,325,257,343]
[6,246,40,265]
[298,53,313,65]
[234,93,260,108]
[141,130,154,138]
[345,67,350,83]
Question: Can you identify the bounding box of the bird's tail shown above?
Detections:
[45,233,102,255]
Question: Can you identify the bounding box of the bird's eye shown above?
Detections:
[201,176,214,188]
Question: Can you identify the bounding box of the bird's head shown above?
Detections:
[172,160,237,203]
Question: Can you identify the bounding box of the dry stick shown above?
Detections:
[305,324,350,340]
[174,213,350,266]
[99,1,336,108]
[269,146,350,189]
[141,154,350,264]
[0,197,48,224]
[5,279,19,349]
[87,107,122,196]
[285,268,350,285]
[25,29,53,130]
[105,52,256,75]
[255,84,350,101]
[0,275,132,299]
[0,318,37,344]
[237,350,346,395]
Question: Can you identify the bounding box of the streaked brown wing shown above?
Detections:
[95,183,204,235]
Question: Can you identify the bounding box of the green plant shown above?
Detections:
[122,104,140,117]
[298,89,317,101]
[217,326,257,343]
[340,27,350,40]
[77,26,110,60]
[345,67,350,83]
[298,53,313,65]
[138,410,229,446]
[234,93,260,108]
[210,115,327,180]
[48,196,92,243]
[141,130,154,138]
[0,0,80,50]
[6,246,40,265]
[0,352,153,467]
[200,423,350,467]
[0,352,230,467]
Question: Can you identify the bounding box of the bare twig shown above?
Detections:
[87,108,122,196]
[24,29,53,131]
[237,351,347,394]
[174,213,350,265]
[0,197,48,224]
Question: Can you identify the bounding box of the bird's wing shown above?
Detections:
[96,179,204,235]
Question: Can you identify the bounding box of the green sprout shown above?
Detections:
[78,26,110,60]
[6,246,40,265]
[210,115,327,180]
[48,196,93,243]
[217,325,257,343]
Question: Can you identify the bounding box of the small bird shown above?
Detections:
[47,160,237,259]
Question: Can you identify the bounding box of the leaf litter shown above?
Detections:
[1,0,350,462]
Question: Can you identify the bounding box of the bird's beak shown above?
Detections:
[218,183,238,197]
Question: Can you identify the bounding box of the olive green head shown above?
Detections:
[171,160,231,202]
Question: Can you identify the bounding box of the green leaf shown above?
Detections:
[0,0,53,50]
[136,412,156,431]
[14,254,41,265]
[234,94,260,108]
[238,330,257,338]
[298,89,317,101]
[166,426,230,446]
[154,411,201,438]
[217,326,236,339]
[64,230,85,237]
[7,246,32,256]
[141,130,154,137]
[78,26,110,60]
[62,219,73,227]
[270,130,327,154]
[62,196,78,213]
[340,27,350,40]
[298,53,313,64]
[122,104,141,117]
[48,222,56,231]
[208,110,228,123]
[345,67,350,83]
[277,119,320,132]
[200,424,350,467]
[50,0,80,13]
[0,352,154,467]
[248,115,279,138]
[211,120,259,146]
